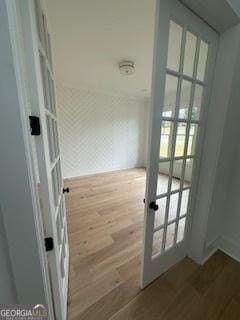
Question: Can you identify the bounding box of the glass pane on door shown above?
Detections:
[152,228,164,257]
[187,124,198,156]
[177,217,186,243]
[171,159,183,190]
[167,21,183,72]
[168,192,179,222]
[165,223,176,251]
[192,84,204,120]
[197,40,209,81]
[180,189,190,216]
[159,121,173,159]
[175,123,187,157]
[157,161,170,195]
[179,80,192,119]
[154,197,167,229]
[184,159,193,183]
[163,75,178,117]
[183,31,197,77]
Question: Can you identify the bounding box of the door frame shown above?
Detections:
[187,22,240,263]
[0,0,54,315]
[2,0,239,312]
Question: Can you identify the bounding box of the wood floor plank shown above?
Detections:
[219,298,240,320]
[163,257,198,291]
[160,283,200,320]
[188,250,230,294]
[65,168,240,320]
[90,241,141,280]
[66,168,147,318]
[109,277,175,320]
[190,257,240,320]
[117,255,141,282]
[73,275,141,320]
[68,270,121,318]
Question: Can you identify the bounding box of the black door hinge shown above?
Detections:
[45,237,54,252]
[63,187,70,194]
[29,116,41,136]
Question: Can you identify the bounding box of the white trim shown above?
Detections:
[63,165,145,180]
[19,1,69,318]
[199,236,240,265]
[201,239,219,265]
[188,24,240,264]
[217,237,240,262]
[6,0,54,314]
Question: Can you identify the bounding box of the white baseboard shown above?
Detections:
[63,164,145,180]
[217,236,240,262]
[201,236,240,264]
[201,242,219,265]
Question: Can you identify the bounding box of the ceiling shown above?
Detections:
[46,0,156,98]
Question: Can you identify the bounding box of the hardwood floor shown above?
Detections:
[65,168,240,320]
[65,168,146,319]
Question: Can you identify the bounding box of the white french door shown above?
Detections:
[141,0,218,287]
[20,0,69,319]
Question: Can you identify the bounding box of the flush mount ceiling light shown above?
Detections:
[119,61,135,75]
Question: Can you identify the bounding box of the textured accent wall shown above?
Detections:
[57,85,148,178]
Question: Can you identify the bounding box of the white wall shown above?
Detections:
[0,206,16,303]
[206,24,240,260]
[57,85,148,178]
[216,41,240,259]
[219,145,240,260]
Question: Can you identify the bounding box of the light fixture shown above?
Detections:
[119,61,135,75]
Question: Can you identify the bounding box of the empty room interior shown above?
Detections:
[47,0,155,316]
[1,0,240,319]
[42,0,199,316]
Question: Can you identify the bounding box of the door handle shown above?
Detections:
[149,201,159,211]
[143,199,159,211]
[63,187,70,194]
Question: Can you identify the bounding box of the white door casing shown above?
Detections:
[141,0,219,288]
[19,0,69,318]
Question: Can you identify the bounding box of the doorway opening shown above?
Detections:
[18,0,218,318]
[24,0,156,317]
